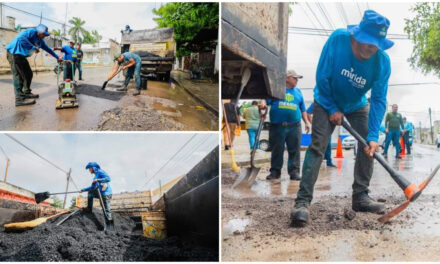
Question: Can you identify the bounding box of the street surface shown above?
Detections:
[0,67,218,131]
[222,143,440,261]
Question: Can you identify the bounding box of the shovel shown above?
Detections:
[102,67,123,90]
[35,191,80,204]
[95,187,115,231]
[233,106,268,188]
[341,120,440,223]
[4,210,72,231]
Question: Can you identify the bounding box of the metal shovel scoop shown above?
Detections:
[342,120,440,223]
[233,106,268,188]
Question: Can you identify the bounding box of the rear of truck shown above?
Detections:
[221,3,289,100]
[121,27,176,80]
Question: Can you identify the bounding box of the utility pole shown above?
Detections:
[63,168,71,209]
[3,158,9,182]
[0,3,3,28]
[429,107,434,144]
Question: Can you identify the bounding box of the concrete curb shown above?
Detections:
[171,71,219,116]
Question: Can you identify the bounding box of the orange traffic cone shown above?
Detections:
[335,136,344,158]
[400,136,405,155]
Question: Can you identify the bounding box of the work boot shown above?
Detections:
[224,145,230,150]
[352,192,385,214]
[15,98,36,106]
[290,203,309,227]
[382,153,388,159]
[24,92,39,99]
[289,171,301,181]
[395,155,402,159]
[132,90,141,96]
[327,163,337,168]
[117,86,127,92]
[266,171,281,180]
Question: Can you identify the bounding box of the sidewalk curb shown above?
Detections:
[171,71,219,116]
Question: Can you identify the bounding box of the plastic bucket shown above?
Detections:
[141,211,166,239]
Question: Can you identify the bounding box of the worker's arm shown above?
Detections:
[364,55,391,157]
[107,63,121,81]
[122,58,136,70]
[81,182,97,192]
[400,115,405,130]
[95,171,111,183]
[299,92,310,133]
[315,32,342,124]
[306,103,314,124]
[39,40,60,60]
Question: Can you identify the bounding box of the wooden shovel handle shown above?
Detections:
[46,210,72,220]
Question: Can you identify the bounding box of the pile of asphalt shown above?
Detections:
[76,84,126,101]
[0,209,218,261]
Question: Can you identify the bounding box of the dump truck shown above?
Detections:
[221,3,289,99]
[121,27,176,80]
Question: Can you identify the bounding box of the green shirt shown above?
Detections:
[385,112,404,131]
[243,106,260,130]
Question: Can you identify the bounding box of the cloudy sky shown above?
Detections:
[0,133,218,204]
[2,2,165,42]
[288,2,440,127]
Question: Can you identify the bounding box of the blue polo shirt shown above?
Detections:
[313,29,391,142]
[267,86,306,124]
[61,46,77,61]
[119,52,141,65]
[6,28,59,59]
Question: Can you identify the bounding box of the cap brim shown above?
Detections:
[44,32,50,36]
[347,25,394,50]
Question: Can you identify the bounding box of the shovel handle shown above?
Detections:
[250,106,268,167]
[341,120,411,191]
[46,210,72,220]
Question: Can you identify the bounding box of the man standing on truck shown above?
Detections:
[262,69,310,181]
[291,10,394,227]
[54,40,77,80]
[107,52,142,96]
[382,104,404,159]
[79,162,112,220]
[5,24,62,106]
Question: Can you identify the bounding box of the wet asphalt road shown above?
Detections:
[222,143,440,261]
[0,67,218,131]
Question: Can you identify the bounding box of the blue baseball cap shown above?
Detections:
[347,10,394,50]
[125,25,130,28]
[36,24,50,36]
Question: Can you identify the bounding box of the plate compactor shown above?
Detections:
[56,60,79,109]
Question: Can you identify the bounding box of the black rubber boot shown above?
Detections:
[352,192,385,214]
[15,98,36,106]
[24,93,39,99]
[289,171,301,181]
[266,171,280,180]
[290,203,309,227]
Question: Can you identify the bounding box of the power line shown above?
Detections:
[4,134,80,191]
[317,3,335,30]
[305,2,329,36]
[356,3,363,19]
[145,134,198,187]
[0,145,8,159]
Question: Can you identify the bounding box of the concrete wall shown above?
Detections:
[82,39,120,66]
[163,146,219,247]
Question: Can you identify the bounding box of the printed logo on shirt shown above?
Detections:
[278,93,297,110]
[340,67,366,89]
[285,93,294,102]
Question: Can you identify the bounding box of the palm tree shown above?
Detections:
[52,29,61,37]
[68,17,87,43]
[91,30,102,42]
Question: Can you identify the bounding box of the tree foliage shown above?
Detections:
[153,2,219,57]
[50,196,64,209]
[69,196,77,209]
[68,17,88,43]
[51,29,61,37]
[405,3,440,77]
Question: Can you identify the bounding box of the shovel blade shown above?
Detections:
[104,219,115,231]
[102,81,108,90]
[35,192,50,204]
[232,167,260,189]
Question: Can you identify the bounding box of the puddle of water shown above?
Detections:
[224,218,250,235]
